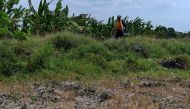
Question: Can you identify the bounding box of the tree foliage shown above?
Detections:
[0,0,187,40]
[0,0,27,39]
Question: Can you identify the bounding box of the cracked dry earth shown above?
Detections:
[0,77,190,109]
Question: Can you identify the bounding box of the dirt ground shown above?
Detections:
[0,77,190,109]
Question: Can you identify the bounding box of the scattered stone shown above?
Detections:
[130,43,150,58]
[186,80,190,88]
[47,80,63,90]
[140,92,185,109]
[0,79,189,109]
[77,88,96,97]
[0,93,5,105]
[62,81,82,91]
[126,93,135,98]
[74,88,114,109]
[139,80,163,88]
[51,95,61,102]
[98,90,113,103]
[0,98,3,105]
[75,96,98,109]
[35,86,46,97]
[137,76,152,80]
[20,103,27,109]
[167,77,182,83]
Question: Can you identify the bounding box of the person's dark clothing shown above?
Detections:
[115,30,124,39]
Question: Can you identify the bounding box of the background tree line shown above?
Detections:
[0,0,189,40]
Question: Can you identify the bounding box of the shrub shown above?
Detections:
[69,41,111,60]
[0,46,18,76]
[109,60,124,74]
[164,41,190,55]
[103,38,127,51]
[86,53,108,69]
[0,29,28,41]
[27,45,53,72]
[0,28,13,38]
[27,54,46,72]
[52,35,77,51]
[123,57,147,72]
[13,44,31,58]
[13,31,28,41]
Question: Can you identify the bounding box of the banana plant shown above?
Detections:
[0,0,26,39]
[51,0,69,33]
[28,0,52,35]
[27,0,69,35]
[0,0,25,31]
[143,21,153,35]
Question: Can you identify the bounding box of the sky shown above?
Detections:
[19,0,190,32]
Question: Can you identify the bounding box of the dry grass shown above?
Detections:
[0,77,189,109]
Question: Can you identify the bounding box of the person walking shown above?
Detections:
[115,15,126,39]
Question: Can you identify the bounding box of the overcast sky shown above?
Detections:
[20,0,190,32]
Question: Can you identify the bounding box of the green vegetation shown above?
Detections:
[0,0,190,81]
[0,32,190,81]
[0,0,190,40]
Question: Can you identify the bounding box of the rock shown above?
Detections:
[20,103,27,109]
[0,93,5,105]
[52,89,62,96]
[131,43,149,58]
[140,92,185,109]
[167,77,182,83]
[4,102,21,109]
[74,88,113,109]
[186,80,190,88]
[75,96,97,109]
[126,93,135,98]
[77,88,96,97]
[51,95,61,102]
[137,76,152,80]
[33,83,63,103]
[0,98,3,105]
[160,56,188,69]
[75,87,97,109]
[98,90,113,103]
[139,80,162,88]
[35,85,46,97]
[62,81,82,91]
[48,80,63,89]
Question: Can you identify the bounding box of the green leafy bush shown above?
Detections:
[52,35,77,50]
[13,31,28,41]
[175,55,190,69]
[27,45,53,72]
[0,28,13,38]
[0,46,18,76]
[13,44,31,58]
[104,38,127,51]
[86,53,108,68]
[164,41,190,55]
[123,57,147,72]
